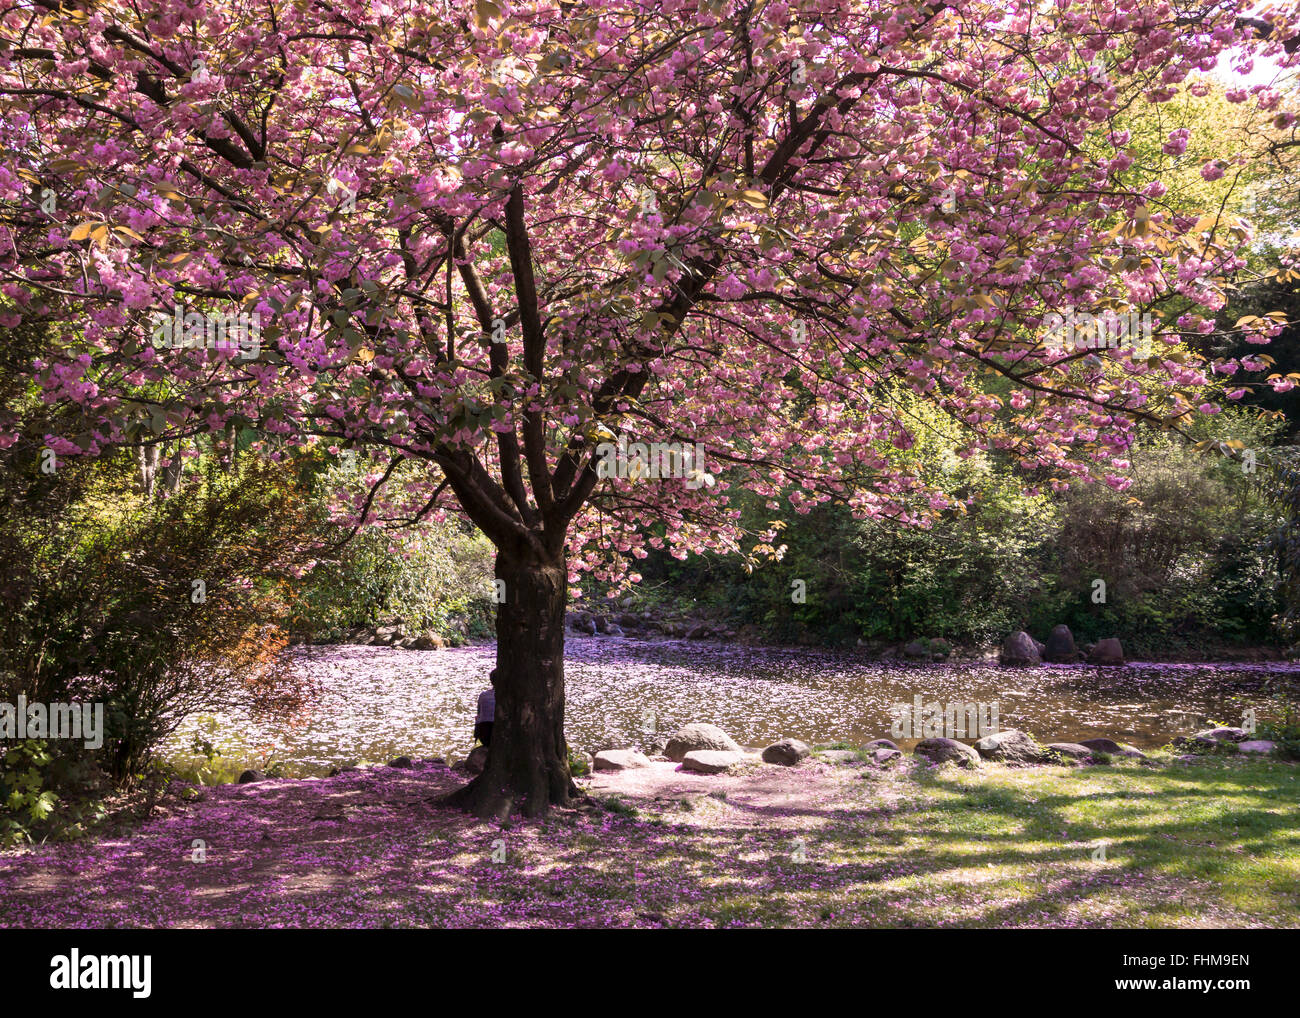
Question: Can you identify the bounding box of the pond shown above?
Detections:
[168,638,1300,775]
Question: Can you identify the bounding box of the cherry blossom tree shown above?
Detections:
[2,0,1297,816]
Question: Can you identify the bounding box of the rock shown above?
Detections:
[913,738,980,768]
[1077,737,1123,754]
[463,745,489,776]
[594,749,652,771]
[903,637,952,660]
[1078,738,1147,760]
[1044,624,1079,663]
[680,750,747,774]
[974,729,1051,764]
[1175,727,1248,750]
[1044,742,1094,762]
[411,633,444,651]
[616,613,641,628]
[641,731,671,756]
[237,769,265,784]
[1237,740,1277,755]
[664,723,741,761]
[761,739,811,766]
[387,756,413,768]
[1089,638,1125,665]
[1033,638,1046,656]
[686,624,710,640]
[568,611,597,635]
[374,626,398,644]
[594,615,611,635]
[870,748,903,766]
[1000,631,1042,666]
[863,738,900,752]
[606,624,625,637]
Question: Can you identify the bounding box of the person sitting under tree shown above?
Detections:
[475,673,497,747]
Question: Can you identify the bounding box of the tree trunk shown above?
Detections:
[135,445,159,497]
[441,549,577,819]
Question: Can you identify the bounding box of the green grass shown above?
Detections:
[539,757,1300,927]
[8,754,1295,928]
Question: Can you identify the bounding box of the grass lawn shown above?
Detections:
[1,754,1296,928]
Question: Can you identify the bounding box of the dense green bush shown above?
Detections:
[295,520,495,643]
[0,739,111,847]
[0,447,320,781]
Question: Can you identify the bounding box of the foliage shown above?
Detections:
[1257,677,1300,760]
[0,739,111,847]
[296,522,495,643]
[641,411,1287,652]
[566,747,591,778]
[0,740,57,846]
[0,450,322,781]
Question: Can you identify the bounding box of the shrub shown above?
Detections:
[0,451,321,782]
[295,520,495,643]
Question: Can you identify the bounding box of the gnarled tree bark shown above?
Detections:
[441,550,577,819]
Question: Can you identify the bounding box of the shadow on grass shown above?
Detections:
[0,758,1295,928]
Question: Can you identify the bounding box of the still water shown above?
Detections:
[168,639,1299,775]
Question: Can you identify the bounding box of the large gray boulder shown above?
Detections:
[974,729,1051,764]
[913,738,980,769]
[1088,638,1125,665]
[681,750,747,774]
[761,739,811,766]
[1000,631,1042,666]
[1044,624,1079,663]
[594,749,652,771]
[664,723,741,762]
